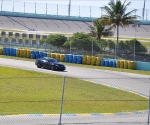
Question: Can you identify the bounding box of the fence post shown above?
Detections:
[24,2,25,13]
[46,3,47,15]
[58,76,66,125]
[148,89,150,125]
[90,6,91,17]
[35,2,36,14]
[57,4,58,15]
[13,1,14,12]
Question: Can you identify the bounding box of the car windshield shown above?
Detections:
[47,58,58,63]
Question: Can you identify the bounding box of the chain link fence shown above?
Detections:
[0,76,150,124]
[0,1,150,20]
[0,39,150,62]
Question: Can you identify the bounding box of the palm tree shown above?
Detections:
[88,19,113,42]
[100,0,139,57]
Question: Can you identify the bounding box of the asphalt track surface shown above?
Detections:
[0,15,150,38]
[0,58,150,125]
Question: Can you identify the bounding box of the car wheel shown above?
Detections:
[37,63,41,68]
[51,66,55,71]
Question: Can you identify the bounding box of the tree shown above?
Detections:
[108,40,115,50]
[88,19,113,42]
[46,34,67,48]
[63,32,101,52]
[101,0,139,56]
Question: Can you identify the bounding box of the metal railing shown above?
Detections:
[0,1,150,20]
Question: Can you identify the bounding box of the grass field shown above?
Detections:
[0,56,149,115]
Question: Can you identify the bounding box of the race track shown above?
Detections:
[0,58,149,125]
[0,15,150,125]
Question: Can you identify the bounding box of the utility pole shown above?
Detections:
[68,0,71,16]
[142,0,146,20]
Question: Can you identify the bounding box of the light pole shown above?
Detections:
[134,24,137,61]
[68,0,71,16]
[142,0,146,20]
[1,0,3,11]
[92,41,93,56]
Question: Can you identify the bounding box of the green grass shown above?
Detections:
[0,61,148,115]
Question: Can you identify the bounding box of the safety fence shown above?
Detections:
[0,76,149,124]
[0,1,150,20]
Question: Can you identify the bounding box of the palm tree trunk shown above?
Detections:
[116,25,119,57]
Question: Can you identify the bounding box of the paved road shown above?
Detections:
[0,16,150,38]
[0,58,150,125]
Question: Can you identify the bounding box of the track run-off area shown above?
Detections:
[0,58,150,125]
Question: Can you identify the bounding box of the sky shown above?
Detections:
[19,0,149,9]
[2,0,150,20]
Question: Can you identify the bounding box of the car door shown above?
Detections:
[42,59,49,68]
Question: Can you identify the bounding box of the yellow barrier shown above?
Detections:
[23,49,27,58]
[51,53,56,58]
[124,60,128,69]
[91,56,96,65]
[47,53,51,57]
[120,60,124,68]
[82,55,87,64]
[60,54,65,62]
[27,50,30,58]
[128,61,136,70]
[16,49,20,57]
[116,60,120,68]
[56,54,60,61]
[0,48,2,55]
[87,56,91,65]
[19,49,24,57]
[96,57,102,66]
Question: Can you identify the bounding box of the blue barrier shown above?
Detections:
[39,51,43,58]
[77,55,82,64]
[101,60,105,66]
[136,61,150,71]
[73,55,77,63]
[43,52,47,57]
[105,60,109,67]
[69,54,73,63]
[64,54,69,62]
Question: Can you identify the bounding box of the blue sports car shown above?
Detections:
[35,57,66,71]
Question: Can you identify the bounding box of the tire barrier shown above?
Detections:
[51,53,56,58]
[128,61,136,70]
[16,49,20,57]
[77,55,82,64]
[64,54,69,62]
[109,60,113,67]
[87,56,92,65]
[60,54,64,62]
[27,50,30,58]
[43,52,47,57]
[116,60,120,68]
[91,56,96,65]
[0,48,2,55]
[124,60,128,69]
[56,54,60,61]
[0,47,139,70]
[101,60,105,66]
[40,51,44,57]
[73,55,77,63]
[82,55,87,64]
[69,54,73,63]
[120,60,124,68]
[96,57,102,66]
